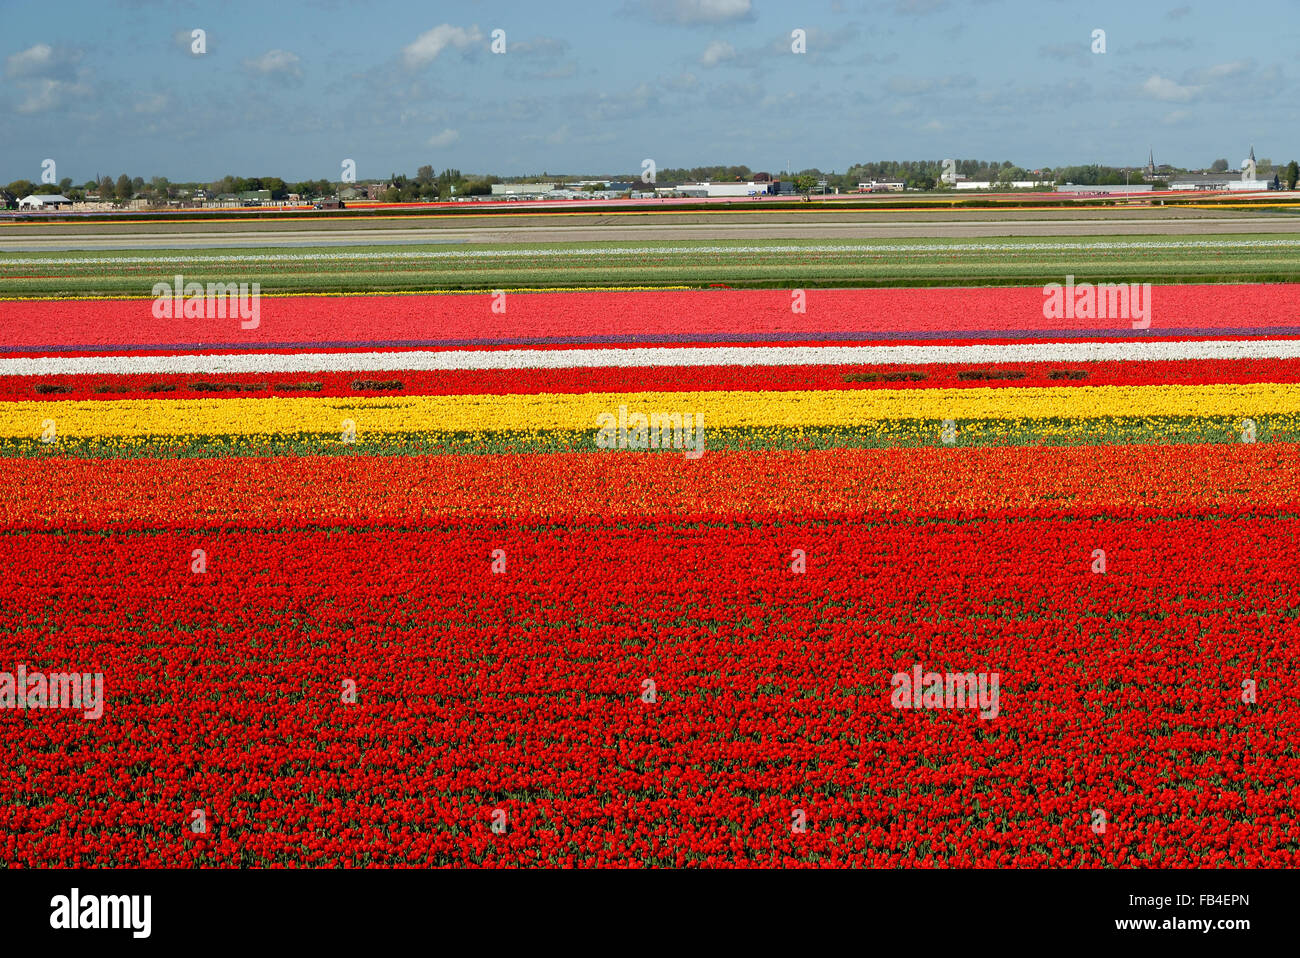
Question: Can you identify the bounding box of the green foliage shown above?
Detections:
[792,173,818,196]
[657,165,752,184]
[1051,165,1127,186]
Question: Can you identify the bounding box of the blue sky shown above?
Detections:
[3,0,1297,183]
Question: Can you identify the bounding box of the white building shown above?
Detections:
[18,194,73,209]
[677,181,770,197]
[1056,183,1155,194]
[956,180,1046,190]
[1167,173,1271,191]
[490,182,557,196]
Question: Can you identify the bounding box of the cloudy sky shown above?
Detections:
[2,0,1296,183]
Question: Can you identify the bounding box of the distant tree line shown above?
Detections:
[655,165,754,183]
[380,167,497,202]
[7,157,1300,208]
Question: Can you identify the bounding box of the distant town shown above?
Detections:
[4,149,1294,211]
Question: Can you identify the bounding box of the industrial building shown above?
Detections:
[675,181,774,197]
[490,182,557,196]
[1056,183,1155,194]
[18,194,73,209]
[957,180,1046,190]
[1166,173,1274,191]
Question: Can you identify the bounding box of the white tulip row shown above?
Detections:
[7,339,1300,376]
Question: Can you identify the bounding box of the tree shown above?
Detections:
[7,179,34,197]
[1286,161,1299,191]
[416,165,434,185]
[792,173,818,198]
[1210,158,1229,172]
[115,174,133,200]
[98,175,115,199]
[292,179,332,199]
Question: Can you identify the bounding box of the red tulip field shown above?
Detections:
[3,281,1298,867]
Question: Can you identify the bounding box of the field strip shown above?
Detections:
[9,339,1300,376]
[8,238,1300,264]
[8,447,1298,524]
[9,383,1300,438]
[9,218,1300,250]
[0,286,694,302]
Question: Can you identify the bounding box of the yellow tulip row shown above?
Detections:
[10,382,1298,440]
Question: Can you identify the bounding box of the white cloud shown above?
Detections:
[402,25,483,68]
[700,41,735,67]
[5,45,90,113]
[427,128,460,147]
[6,43,80,80]
[633,0,753,25]
[16,79,65,114]
[244,50,302,78]
[1203,60,1249,79]
[7,44,53,78]
[1141,74,1199,101]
